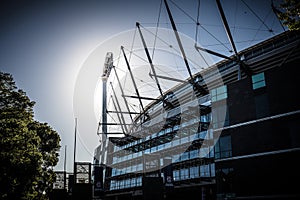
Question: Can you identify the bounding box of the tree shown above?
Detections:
[273,0,300,30]
[0,72,61,199]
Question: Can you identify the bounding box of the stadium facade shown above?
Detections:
[92,30,300,200]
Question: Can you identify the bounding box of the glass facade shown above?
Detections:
[215,135,232,159]
[105,92,217,192]
[252,72,266,90]
[211,85,227,102]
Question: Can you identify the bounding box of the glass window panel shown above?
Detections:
[131,178,136,187]
[252,72,266,90]
[211,88,216,96]
[211,96,216,102]
[216,85,226,94]
[252,72,264,83]
[220,135,231,151]
[216,93,227,101]
[210,163,215,177]
[253,81,266,89]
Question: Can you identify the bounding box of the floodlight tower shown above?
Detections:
[98,52,113,164]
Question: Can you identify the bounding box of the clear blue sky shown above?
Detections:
[0,0,285,172]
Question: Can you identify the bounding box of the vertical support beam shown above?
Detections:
[102,81,108,134]
[136,22,164,98]
[163,0,193,80]
[112,66,134,122]
[73,118,77,180]
[215,0,241,79]
[89,163,92,184]
[64,145,67,190]
[101,52,113,135]
[163,0,207,94]
[110,82,129,133]
[100,52,113,165]
[74,162,77,184]
[237,65,241,80]
[215,0,239,57]
[111,95,126,134]
[215,0,254,79]
[121,46,145,113]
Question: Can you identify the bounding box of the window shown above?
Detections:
[209,147,214,158]
[181,151,189,161]
[112,168,116,177]
[252,72,266,90]
[211,85,227,102]
[131,178,136,187]
[125,179,131,188]
[181,136,189,144]
[212,104,229,129]
[190,166,199,179]
[110,180,116,190]
[136,176,142,186]
[180,168,189,180]
[210,163,215,177]
[172,154,180,163]
[200,164,210,177]
[119,179,124,189]
[173,170,180,181]
[200,113,210,122]
[215,135,232,159]
[190,149,198,159]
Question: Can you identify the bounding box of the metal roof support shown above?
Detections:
[112,66,134,122]
[106,110,141,115]
[216,0,239,57]
[99,122,133,126]
[121,46,145,113]
[149,73,187,83]
[111,96,126,134]
[123,94,158,101]
[194,45,236,61]
[163,0,193,79]
[215,0,252,78]
[136,22,164,98]
[163,0,208,94]
[110,82,129,133]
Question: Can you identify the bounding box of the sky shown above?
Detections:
[0,0,285,172]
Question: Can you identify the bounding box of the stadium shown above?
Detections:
[53,1,300,199]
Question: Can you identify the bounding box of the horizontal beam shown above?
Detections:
[122,95,159,101]
[106,110,140,115]
[195,45,236,61]
[99,122,134,126]
[149,73,187,83]
[97,132,126,135]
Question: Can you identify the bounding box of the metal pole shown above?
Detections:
[215,0,239,57]
[163,0,207,94]
[73,118,77,183]
[121,46,145,113]
[215,0,252,78]
[100,52,113,165]
[136,22,164,98]
[64,145,67,190]
[163,0,193,80]
[112,66,134,122]
[110,82,129,133]
[111,95,126,134]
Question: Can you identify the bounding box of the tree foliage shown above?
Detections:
[277,0,300,30]
[0,72,61,199]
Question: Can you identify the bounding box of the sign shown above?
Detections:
[163,158,174,190]
[93,166,103,196]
